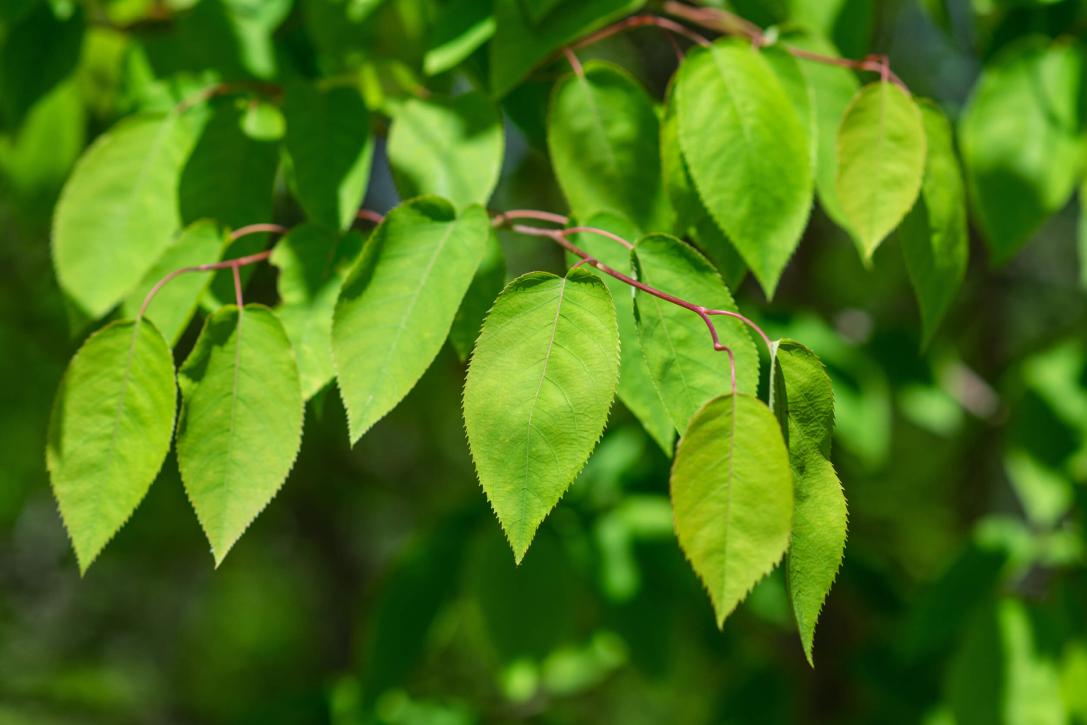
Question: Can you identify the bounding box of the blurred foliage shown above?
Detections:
[1,0,1086,722]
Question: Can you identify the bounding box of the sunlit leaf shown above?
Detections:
[463,269,620,562]
[424,0,495,75]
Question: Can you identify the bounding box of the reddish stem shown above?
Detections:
[563,47,585,77]
[570,14,712,51]
[356,209,385,225]
[176,81,282,114]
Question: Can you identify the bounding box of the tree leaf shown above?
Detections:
[0,2,83,130]
[676,39,813,297]
[176,305,304,564]
[769,339,847,665]
[836,81,926,259]
[548,61,672,234]
[271,223,366,399]
[671,393,794,627]
[571,213,674,455]
[424,0,495,76]
[449,227,506,361]
[489,0,644,97]
[121,220,228,345]
[900,101,968,346]
[463,269,620,562]
[52,113,195,319]
[284,83,373,231]
[47,319,177,572]
[959,38,1084,263]
[179,103,280,228]
[333,198,490,442]
[762,44,816,165]
[631,234,758,434]
[387,91,504,209]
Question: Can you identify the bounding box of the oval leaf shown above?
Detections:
[631,233,758,434]
[769,339,847,665]
[676,39,813,297]
[671,393,794,627]
[333,198,490,442]
[463,269,620,562]
[177,305,304,564]
[52,113,194,319]
[548,61,672,234]
[387,91,504,210]
[47,319,177,572]
[836,81,926,259]
[900,101,968,345]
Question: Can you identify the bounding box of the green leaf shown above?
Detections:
[762,44,816,165]
[548,61,672,234]
[489,0,644,97]
[387,91,504,209]
[449,227,506,361]
[272,223,366,399]
[52,113,195,319]
[788,32,860,233]
[676,39,813,297]
[180,103,280,229]
[1079,180,1087,290]
[0,2,83,130]
[424,0,495,76]
[900,101,968,345]
[631,234,758,434]
[333,198,490,442]
[47,319,177,572]
[769,339,847,665]
[571,213,674,455]
[284,83,373,231]
[959,38,1084,263]
[671,394,794,627]
[121,220,228,345]
[177,305,304,565]
[463,269,620,562]
[836,82,926,259]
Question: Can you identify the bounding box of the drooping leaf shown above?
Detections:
[449,227,506,361]
[283,83,373,231]
[463,269,620,562]
[333,198,490,442]
[121,220,228,344]
[176,305,304,564]
[424,0,495,76]
[571,213,674,455]
[271,223,366,399]
[387,91,504,209]
[676,39,813,297]
[631,234,758,434]
[836,81,926,259]
[52,113,195,319]
[179,102,280,228]
[762,44,816,165]
[489,0,644,97]
[671,394,794,627]
[900,101,968,345]
[47,319,177,572]
[769,339,847,665]
[548,61,672,234]
[959,38,1084,263]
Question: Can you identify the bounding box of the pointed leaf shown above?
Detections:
[959,39,1084,263]
[464,269,620,562]
[631,233,758,434]
[571,213,674,455]
[769,339,847,665]
[177,305,303,564]
[676,39,813,297]
[121,220,228,345]
[284,83,373,231]
[53,113,195,319]
[387,91,504,209]
[271,223,366,399]
[47,319,177,572]
[449,227,506,361]
[671,394,794,627]
[549,61,672,234]
[836,81,926,258]
[900,101,968,345]
[333,198,490,442]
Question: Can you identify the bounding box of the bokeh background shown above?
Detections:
[2,0,1086,722]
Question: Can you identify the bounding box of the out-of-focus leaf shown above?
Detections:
[424,0,495,75]
[0,80,84,206]
[0,2,83,130]
[449,227,506,361]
